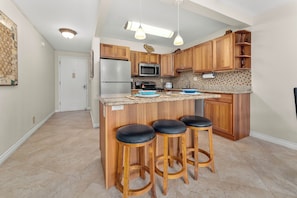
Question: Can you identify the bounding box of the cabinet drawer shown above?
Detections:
[205,93,232,103]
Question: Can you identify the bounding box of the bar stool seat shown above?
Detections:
[152,119,189,195]
[180,115,215,180]
[116,124,156,198]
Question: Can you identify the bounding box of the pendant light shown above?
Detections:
[135,0,146,40]
[174,0,184,46]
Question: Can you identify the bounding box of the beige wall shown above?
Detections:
[0,0,55,160]
[251,1,297,144]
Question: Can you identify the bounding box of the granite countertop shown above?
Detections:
[99,92,221,106]
[166,88,252,94]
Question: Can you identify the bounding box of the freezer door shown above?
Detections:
[100,82,131,97]
[100,59,131,82]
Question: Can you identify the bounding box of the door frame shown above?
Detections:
[58,55,89,112]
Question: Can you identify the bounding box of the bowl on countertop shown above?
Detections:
[138,90,157,95]
[182,89,197,93]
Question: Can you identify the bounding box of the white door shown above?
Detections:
[59,56,88,112]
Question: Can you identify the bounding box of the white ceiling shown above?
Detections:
[12,0,294,53]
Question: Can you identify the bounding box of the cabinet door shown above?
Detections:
[115,46,130,60]
[204,100,233,136]
[213,33,234,71]
[130,51,139,76]
[149,53,160,64]
[174,52,182,70]
[100,44,115,59]
[161,54,174,77]
[193,41,213,72]
[182,48,193,69]
[138,52,149,63]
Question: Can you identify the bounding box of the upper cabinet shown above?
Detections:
[161,54,175,77]
[192,30,251,73]
[234,30,251,69]
[100,43,130,60]
[193,41,213,73]
[213,33,234,71]
[138,52,160,64]
[174,48,193,71]
[130,51,139,76]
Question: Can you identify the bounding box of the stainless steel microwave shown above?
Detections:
[138,63,160,77]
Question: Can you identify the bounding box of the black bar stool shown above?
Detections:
[152,119,189,195]
[116,124,156,198]
[180,115,215,180]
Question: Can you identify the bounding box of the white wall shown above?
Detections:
[251,1,297,145]
[90,37,100,127]
[0,0,55,161]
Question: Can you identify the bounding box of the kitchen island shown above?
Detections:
[99,92,220,189]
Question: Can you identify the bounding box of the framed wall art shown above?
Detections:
[0,10,18,86]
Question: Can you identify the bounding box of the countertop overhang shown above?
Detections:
[99,92,221,106]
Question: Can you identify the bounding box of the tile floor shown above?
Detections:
[0,111,297,198]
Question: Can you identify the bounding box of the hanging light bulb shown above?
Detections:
[135,0,146,40]
[135,24,146,40]
[174,0,184,46]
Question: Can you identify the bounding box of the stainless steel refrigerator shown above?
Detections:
[99,59,131,97]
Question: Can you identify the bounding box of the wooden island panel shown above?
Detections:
[100,100,195,189]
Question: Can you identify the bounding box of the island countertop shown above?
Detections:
[99,92,221,106]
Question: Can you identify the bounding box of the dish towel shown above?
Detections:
[294,87,297,116]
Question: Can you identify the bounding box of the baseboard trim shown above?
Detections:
[0,112,55,165]
[250,131,297,151]
[90,111,99,128]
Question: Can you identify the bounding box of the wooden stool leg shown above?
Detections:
[208,127,215,173]
[163,135,169,195]
[116,142,123,189]
[168,138,174,167]
[194,129,199,180]
[139,146,145,179]
[181,134,189,184]
[149,141,156,198]
[123,146,130,198]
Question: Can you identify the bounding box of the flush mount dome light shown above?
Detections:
[59,28,77,39]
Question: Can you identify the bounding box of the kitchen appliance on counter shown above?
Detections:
[138,63,160,77]
[164,82,173,89]
[99,59,131,97]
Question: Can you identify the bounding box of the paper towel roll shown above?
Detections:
[202,73,215,79]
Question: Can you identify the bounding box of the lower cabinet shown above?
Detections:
[204,93,250,140]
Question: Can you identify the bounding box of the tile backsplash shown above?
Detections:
[133,70,251,92]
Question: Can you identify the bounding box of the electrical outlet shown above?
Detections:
[32,116,35,124]
[193,77,198,81]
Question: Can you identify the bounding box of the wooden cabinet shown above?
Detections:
[234,30,251,69]
[138,52,160,64]
[161,53,175,77]
[130,51,139,76]
[213,33,234,71]
[174,48,193,71]
[100,43,130,60]
[193,41,213,73]
[204,93,250,140]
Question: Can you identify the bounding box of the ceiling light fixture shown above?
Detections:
[135,0,146,40]
[174,0,184,46]
[125,21,174,39]
[59,28,77,39]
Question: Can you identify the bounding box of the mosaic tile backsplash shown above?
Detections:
[133,70,251,92]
